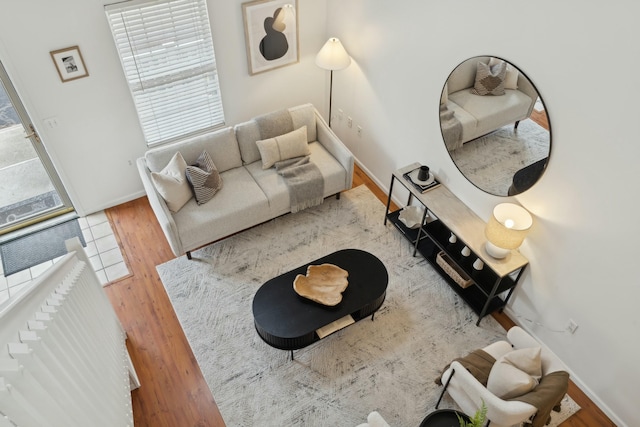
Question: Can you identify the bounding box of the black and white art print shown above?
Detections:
[242,0,299,75]
[50,45,89,83]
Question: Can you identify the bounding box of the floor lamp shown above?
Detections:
[315,38,351,127]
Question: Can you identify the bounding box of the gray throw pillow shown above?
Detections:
[471,61,507,96]
[185,150,223,205]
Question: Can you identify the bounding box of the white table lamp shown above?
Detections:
[485,203,532,259]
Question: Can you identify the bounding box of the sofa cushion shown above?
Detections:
[185,150,222,205]
[256,126,310,169]
[172,166,272,251]
[487,347,542,399]
[448,89,533,140]
[489,57,519,90]
[236,103,318,164]
[246,141,348,215]
[145,126,242,173]
[472,61,507,96]
[289,103,317,142]
[150,152,193,212]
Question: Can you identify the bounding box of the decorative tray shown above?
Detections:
[293,263,349,306]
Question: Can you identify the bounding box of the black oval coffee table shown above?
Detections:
[252,249,388,359]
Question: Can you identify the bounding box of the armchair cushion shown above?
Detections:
[487,347,542,399]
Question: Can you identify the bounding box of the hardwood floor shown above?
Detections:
[103,166,614,427]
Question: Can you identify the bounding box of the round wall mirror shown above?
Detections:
[439,56,551,196]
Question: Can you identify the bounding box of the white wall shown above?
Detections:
[2,0,636,425]
[326,1,638,426]
[0,0,328,215]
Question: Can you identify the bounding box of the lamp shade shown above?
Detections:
[485,203,532,257]
[277,4,296,28]
[315,38,351,71]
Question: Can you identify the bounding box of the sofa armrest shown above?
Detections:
[136,157,184,256]
[516,74,539,118]
[446,361,537,426]
[314,109,354,189]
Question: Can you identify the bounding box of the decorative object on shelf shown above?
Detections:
[242,0,299,75]
[398,205,425,229]
[417,165,430,181]
[293,263,349,306]
[404,166,441,193]
[461,246,471,256]
[449,232,457,243]
[315,37,351,127]
[485,203,533,259]
[436,251,472,288]
[473,258,484,270]
[50,45,89,82]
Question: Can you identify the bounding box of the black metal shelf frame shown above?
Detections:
[384,173,527,326]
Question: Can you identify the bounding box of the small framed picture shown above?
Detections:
[50,46,89,82]
[242,0,299,75]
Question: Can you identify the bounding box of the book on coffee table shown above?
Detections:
[403,167,441,193]
[316,315,355,339]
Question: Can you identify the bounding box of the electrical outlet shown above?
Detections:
[43,117,59,129]
[567,319,578,334]
[337,109,344,121]
[347,116,353,128]
[357,125,363,137]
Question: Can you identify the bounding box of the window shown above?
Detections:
[105,0,225,146]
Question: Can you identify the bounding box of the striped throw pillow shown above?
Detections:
[185,150,223,205]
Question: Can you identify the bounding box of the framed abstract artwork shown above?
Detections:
[242,0,299,75]
[50,46,89,82]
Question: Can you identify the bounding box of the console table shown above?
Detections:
[384,163,528,325]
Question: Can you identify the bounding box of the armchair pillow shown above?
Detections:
[256,126,310,169]
[487,347,542,399]
[185,150,223,205]
[151,152,192,212]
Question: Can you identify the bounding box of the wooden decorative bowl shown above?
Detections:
[293,263,349,306]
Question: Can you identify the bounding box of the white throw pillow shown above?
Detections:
[256,126,310,169]
[487,347,542,399]
[489,57,519,90]
[150,152,193,212]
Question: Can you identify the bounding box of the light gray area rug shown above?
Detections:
[449,119,550,195]
[157,185,578,426]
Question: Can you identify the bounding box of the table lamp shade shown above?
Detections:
[485,203,532,255]
[315,38,351,71]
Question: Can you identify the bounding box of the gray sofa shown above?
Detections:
[441,56,538,149]
[137,103,354,258]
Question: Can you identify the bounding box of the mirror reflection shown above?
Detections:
[440,56,551,196]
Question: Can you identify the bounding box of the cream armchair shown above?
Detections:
[436,327,568,427]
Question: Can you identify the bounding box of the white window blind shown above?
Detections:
[105,0,225,146]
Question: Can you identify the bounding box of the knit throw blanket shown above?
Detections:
[275,156,324,213]
[440,103,463,151]
[256,109,294,140]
